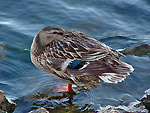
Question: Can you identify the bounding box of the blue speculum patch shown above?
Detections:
[68,60,85,69]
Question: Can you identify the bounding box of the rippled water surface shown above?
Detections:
[0,0,150,112]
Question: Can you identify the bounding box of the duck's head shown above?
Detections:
[35,25,64,46]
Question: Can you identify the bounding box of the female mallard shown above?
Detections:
[31,25,134,93]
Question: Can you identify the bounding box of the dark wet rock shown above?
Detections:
[98,88,150,113]
[121,43,150,56]
[0,90,16,113]
[29,107,49,113]
[98,101,148,113]
[141,88,150,112]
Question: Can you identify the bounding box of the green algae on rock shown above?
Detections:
[121,44,150,56]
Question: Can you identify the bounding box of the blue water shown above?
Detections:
[0,0,150,112]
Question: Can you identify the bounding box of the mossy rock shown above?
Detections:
[121,44,150,56]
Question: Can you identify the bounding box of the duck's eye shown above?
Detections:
[58,32,63,35]
[53,32,57,34]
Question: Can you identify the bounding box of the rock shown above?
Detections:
[98,88,150,113]
[121,44,150,56]
[0,90,16,113]
[98,101,148,113]
[141,88,150,112]
[0,91,4,104]
[29,107,49,113]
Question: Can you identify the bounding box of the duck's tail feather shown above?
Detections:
[99,61,134,84]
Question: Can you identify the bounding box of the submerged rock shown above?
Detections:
[121,43,150,56]
[0,90,16,113]
[98,101,148,113]
[29,107,49,113]
[98,88,150,113]
[141,88,150,112]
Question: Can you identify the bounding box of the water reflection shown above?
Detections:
[29,91,96,113]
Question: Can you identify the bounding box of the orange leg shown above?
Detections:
[53,83,75,93]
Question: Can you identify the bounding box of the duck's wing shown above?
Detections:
[44,34,111,73]
[44,32,133,84]
[67,57,134,84]
[44,32,111,61]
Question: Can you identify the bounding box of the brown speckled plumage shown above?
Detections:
[31,25,134,88]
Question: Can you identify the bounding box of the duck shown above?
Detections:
[30,25,134,93]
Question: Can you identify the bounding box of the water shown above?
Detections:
[0,0,150,112]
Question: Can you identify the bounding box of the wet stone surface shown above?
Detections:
[0,90,16,113]
[141,88,150,112]
[98,101,148,113]
[98,88,150,113]
[121,43,150,56]
[29,107,49,113]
